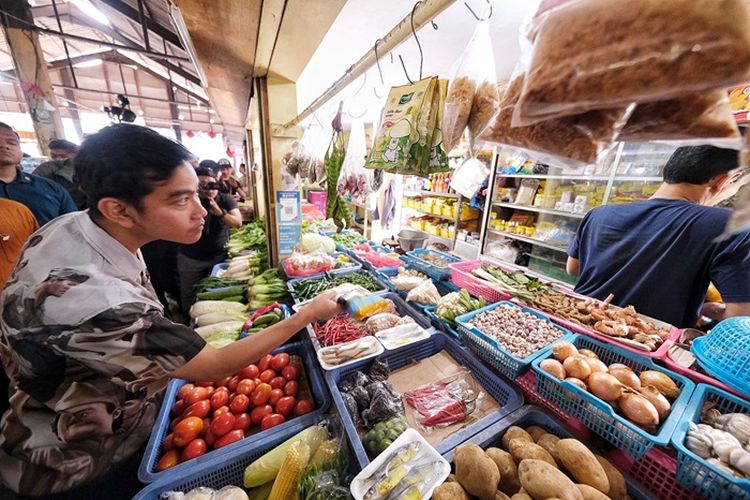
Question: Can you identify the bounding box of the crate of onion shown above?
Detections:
[532,334,695,459]
[137,342,330,483]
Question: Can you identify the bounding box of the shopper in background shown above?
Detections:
[218,162,246,201]
[34,139,87,210]
[47,139,78,162]
[198,158,220,177]
[0,124,77,226]
[567,145,750,328]
[0,124,341,498]
[177,166,242,314]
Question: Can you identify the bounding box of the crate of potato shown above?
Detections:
[532,334,695,459]
[456,301,575,379]
[434,405,652,500]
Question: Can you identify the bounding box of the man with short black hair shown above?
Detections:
[34,139,86,210]
[47,139,78,162]
[0,123,77,225]
[567,145,750,327]
[0,124,340,498]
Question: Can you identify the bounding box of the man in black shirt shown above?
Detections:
[177,167,242,313]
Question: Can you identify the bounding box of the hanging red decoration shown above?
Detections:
[207,128,217,139]
[186,130,195,138]
[226,147,235,158]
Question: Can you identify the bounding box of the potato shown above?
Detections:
[502,426,534,450]
[526,425,548,442]
[536,433,561,464]
[594,455,628,500]
[508,439,556,467]
[557,439,609,494]
[455,444,501,500]
[518,459,583,500]
[433,481,471,500]
[576,484,612,500]
[487,447,521,494]
[496,492,512,500]
[510,490,533,500]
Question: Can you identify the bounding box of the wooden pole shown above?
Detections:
[0,0,64,155]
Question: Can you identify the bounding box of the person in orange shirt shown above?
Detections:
[0,198,38,290]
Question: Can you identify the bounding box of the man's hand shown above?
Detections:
[299,292,342,323]
[702,301,726,322]
[207,198,223,217]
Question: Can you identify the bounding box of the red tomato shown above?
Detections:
[234,412,252,433]
[259,369,276,384]
[156,449,180,472]
[185,386,210,405]
[162,433,175,451]
[171,399,186,417]
[202,417,211,432]
[183,400,211,419]
[282,365,299,381]
[213,405,230,417]
[270,353,290,372]
[181,438,207,461]
[238,365,260,380]
[230,394,250,414]
[204,427,216,448]
[260,413,285,431]
[194,380,214,388]
[250,405,273,425]
[251,383,272,406]
[254,378,262,387]
[169,414,185,431]
[269,388,284,406]
[216,376,232,387]
[236,378,256,396]
[283,381,299,397]
[269,376,286,390]
[258,354,273,372]
[275,396,296,417]
[210,412,236,437]
[214,429,244,449]
[293,399,314,417]
[227,376,240,393]
[210,387,230,411]
[173,416,204,447]
[205,387,215,398]
[178,383,195,400]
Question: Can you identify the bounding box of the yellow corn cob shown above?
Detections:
[268,441,311,500]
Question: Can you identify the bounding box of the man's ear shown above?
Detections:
[709,172,732,194]
[97,198,137,228]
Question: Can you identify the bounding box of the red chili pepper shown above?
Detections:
[314,315,366,346]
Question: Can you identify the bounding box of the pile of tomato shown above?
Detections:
[156,352,315,472]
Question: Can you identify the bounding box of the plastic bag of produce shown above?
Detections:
[427,79,450,176]
[364,312,402,334]
[620,90,742,147]
[480,73,632,170]
[514,0,750,126]
[450,157,489,199]
[337,119,372,205]
[284,123,328,184]
[406,279,442,306]
[403,369,482,432]
[282,252,334,277]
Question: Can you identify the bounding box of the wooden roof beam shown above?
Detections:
[93,0,183,50]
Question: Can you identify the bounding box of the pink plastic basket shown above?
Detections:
[608,447,703,500]
[448,259,513,303]
[660,339,750,401]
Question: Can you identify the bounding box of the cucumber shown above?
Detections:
[196,285,246,300]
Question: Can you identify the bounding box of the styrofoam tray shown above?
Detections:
[375,323,432,350]
[316,336,385,371]
[350,428,450,500]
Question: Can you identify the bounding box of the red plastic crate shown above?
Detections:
[608,447,704,500]
[448,260,513,303]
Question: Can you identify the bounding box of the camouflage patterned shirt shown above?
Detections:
[0,212,206,496]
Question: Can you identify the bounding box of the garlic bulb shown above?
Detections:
[729,448,750,475]
[714,413,750,446]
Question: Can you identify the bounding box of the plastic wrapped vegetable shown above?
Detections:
[337,120,373,206]
[363,416,409,457]
[368,359,391,382]
[362,382,405,428]
[406,280,442,305]
[390,268,428,292]
[300,233,336,254]
[364,313,402,334]
[339,370,370,393]
[282,252,334,277]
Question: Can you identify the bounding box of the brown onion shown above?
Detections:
[565,377,587,390]
[640,385,671,419]
[585,357,609,375]
[552,341,578,362]
[540,359,566,380]
[608,363,631,371]
[619,392,660,427]
[563,355,592,381]
[639,371,680,399]
[578,349,600,359]
[609,367,641,391]
[588,372,624,402]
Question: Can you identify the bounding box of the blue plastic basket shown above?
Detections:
[424,305,464,345]
[376,265,459,311]
[210,262,228,277]
[455,301,575,379]
[349,242,406,274]
[532,334,695,459]
[691,316,750,397]
[306,292,433,354]
[282,251,362,281]
[443,405,652,499]
[134,416,336,499]
[286,268,388,304]
[672,383,750,498]
[325,332,524,469]
[137,341,332,483]
[403,248,461,280]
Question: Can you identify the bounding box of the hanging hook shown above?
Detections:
[397,1,425,84]
[373,40,385,98]
[464,0,492,20]
[348,72,370,118]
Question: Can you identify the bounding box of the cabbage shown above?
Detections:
[301,233,336,254]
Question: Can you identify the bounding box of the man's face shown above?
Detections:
[50,148,74,162]
[129,163,208,244]
[44,277,78,298]
[56,401,119,442]
[0,128,22,167]
[198,174,219,199]
[220,167,232,180]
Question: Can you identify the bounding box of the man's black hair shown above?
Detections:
[48,139,78,153]
[195,167,214,177]
[0,122,20,139]
[199,159,220,175]
[663,145,739,185]
[75,124,193,217]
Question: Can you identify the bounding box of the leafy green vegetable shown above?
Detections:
[325,132,351,230]
[292,271,381,301]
